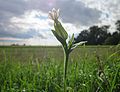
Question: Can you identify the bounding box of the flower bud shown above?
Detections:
[48,8,60,21]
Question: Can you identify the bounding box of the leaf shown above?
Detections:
[110,68,119,92]
[52,82,62,92]
[67,87,74,92]
[70,41,87,52]
[51,30,66,46]
[68,34,74,50]
[69,34,74,46]
[54,20,68,40]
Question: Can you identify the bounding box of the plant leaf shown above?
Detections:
[70,41,87,51]
[51,30,66,46]
[68,34,74,49]
[54,20,68,40]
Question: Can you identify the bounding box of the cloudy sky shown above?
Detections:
[0,0,120,45]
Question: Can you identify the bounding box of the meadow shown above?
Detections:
[0,45,120,92]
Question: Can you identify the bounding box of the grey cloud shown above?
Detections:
[27,0,102,26]
[0,24,46,39]
[0,0,27,21]
[0,0,27,14]
[0,0,102,39]
[56,0,101,26]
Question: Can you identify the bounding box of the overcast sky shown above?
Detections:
[0,0,120,45]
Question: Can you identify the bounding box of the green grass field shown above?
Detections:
[0,45,120,92]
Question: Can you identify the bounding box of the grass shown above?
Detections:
[0,45,120,92]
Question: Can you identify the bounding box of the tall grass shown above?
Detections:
[0,45,120,92]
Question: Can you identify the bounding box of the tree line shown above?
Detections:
[75,20,120,45]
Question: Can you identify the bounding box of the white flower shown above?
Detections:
[48,8,60,21]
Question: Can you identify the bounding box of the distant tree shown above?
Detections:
[75,20,120,45]
[104,37,114,45]
[85,25,109,45]
[88,25,99,45]
[74,30,89,44]
[75,25,110,45]
[115,20,120,32]
[11,44,16,46]
[112,32,120,45]
[115,20,120,44]
[104,31,120,45]
[23,44,26,46]
[97,25,110,45]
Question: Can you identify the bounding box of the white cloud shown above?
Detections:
[0,0,120,45]
[79,0,120,32]
[8,10,59,45]
[25,36,60,46]
[0,37,21,41]
[10,10,51,32]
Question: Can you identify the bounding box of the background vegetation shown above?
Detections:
[75,20,120,45]
[0,45,120,92]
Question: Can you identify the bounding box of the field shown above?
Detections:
[0,45,120,92]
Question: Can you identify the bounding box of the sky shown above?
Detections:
[0,0,120,45]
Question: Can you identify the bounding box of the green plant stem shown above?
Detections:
[64,51,69,92]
